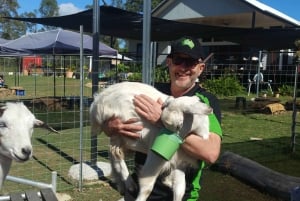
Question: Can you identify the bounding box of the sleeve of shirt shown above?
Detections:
[195,91,222,136]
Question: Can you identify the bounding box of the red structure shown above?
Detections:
[22,56,43,75]
[22,56,42,71]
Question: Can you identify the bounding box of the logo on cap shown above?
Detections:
[181,39,195,49]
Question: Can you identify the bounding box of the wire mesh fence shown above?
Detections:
[0,51,299,196]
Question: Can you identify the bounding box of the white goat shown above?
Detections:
[90,82,212,201]
[0,102,57,189]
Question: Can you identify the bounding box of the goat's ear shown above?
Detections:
[34,119,59,134]
[0,103,6,117]
[162,96,174,108]
[0,108,5,117]
[181,97,213,115]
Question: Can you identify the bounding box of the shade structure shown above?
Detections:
[0,46,30,56]
[4,6,300,50]
[0,38,10,44]
[0,38,30,56]
[1,29,117,55]
[99,53,132,61]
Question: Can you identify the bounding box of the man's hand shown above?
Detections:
[133,94,163,125]
[103,116,142,138]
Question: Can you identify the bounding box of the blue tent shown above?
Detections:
[0,38,30,56]
[0,38,10,44]
[1,29,117,55]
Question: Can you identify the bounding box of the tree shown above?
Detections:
[100,0,163,50]
[124,0,163,12]
[103,0,163,12]
[39,0,59,17]
[20,11,38,33]
[38,0,59,30]
[0,0,26,39]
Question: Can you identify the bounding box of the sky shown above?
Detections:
[17,0,94,16]
[17,0,300,21]
[259,0,300,21]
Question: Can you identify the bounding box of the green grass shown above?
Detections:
[1,74,93,100]
[0,75,299,200]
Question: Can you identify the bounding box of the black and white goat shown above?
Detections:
[90,82,211,201]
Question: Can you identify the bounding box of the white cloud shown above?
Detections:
[59,3,82,16]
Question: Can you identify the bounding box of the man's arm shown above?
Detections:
[181,132,221,164]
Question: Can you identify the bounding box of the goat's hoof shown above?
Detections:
[111,146,124,160]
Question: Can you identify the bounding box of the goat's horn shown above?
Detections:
[34,119,60,134]
[41,124,60,134]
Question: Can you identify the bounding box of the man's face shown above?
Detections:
[167,53,204,89]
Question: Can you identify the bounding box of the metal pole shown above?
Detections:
[53,55,56,97]
[63,55,66,96]
[79,25,84,191]
[256,50,262,97]
[6,171,57,191]
[91,0,99,167]
[152,42,157,85]
[142,0,151,84]
[291,61,299,152]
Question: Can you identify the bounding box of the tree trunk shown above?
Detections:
[213,151,300,201]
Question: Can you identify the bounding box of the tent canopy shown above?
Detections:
[0,38,30,56]
[99,54,132,61]
[0,38,10,44]
[4,6,300,50]
[1,29,117,55]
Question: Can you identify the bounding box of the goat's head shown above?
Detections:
[0,102,57,162]
[161,96,212,133]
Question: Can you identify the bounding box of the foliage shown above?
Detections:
[0,0,26,39]
[39,0,59,17]
[106,0,163,12]
[101,0,164,50]
[66,65,76,72]
[294,39,300,61]
[127,72,142,81]
[203,75,245,96]
[117,63,130,73]
[20,11,38,33]
[38,0,59,30]
[278,84,294,96]
[154,66,170,83]
[0,0,59,39]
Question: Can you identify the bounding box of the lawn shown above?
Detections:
[0,75,299,201]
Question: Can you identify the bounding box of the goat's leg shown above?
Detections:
[135,151,167,201]
[110,144,130,195]
[160,169,186,201]
[172,169,186,201]
[0,157,12,189]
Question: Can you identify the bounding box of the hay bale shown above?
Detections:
[263,103,286,114]
[0,88,12,96]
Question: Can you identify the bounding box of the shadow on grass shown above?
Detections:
[36,138,114,182]
[221,136,299,162]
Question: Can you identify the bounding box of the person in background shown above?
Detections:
[0,75,5,87]
[103,36,222,201]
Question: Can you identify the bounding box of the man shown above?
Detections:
[103,36,222,201]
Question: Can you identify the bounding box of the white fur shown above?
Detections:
[0,102,56,189]
[90,82,212,201]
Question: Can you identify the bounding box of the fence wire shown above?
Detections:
[0,51,299,195]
